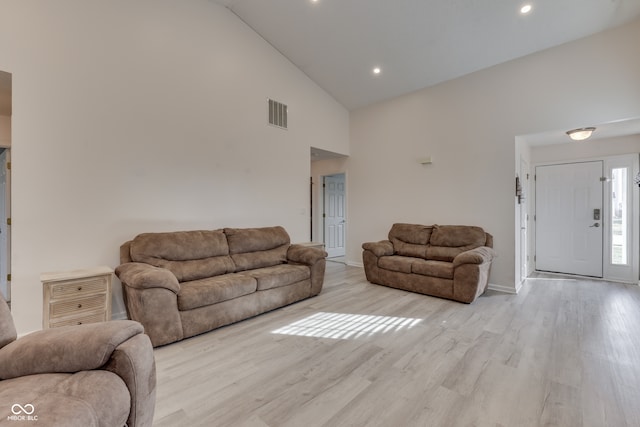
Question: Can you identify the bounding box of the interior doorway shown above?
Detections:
[323,173,346,260]
[518,158,530,283]
[0,70,10,301]
[0,149,10,301]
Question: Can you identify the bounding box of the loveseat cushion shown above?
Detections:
[225,226,290,271]
[178,273,257,311]
[412,259,454,279]
[129,230,234,282]
[426,225,488,262]
[378,256,414,274]
[246,264,310,291]
[388,223,433,258]
[0,371,130,427]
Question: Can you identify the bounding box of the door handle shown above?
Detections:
[590,223,600,228]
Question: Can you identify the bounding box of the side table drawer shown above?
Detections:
[49,294,107,318]
[49,312,107,328]
[50,277,108,299]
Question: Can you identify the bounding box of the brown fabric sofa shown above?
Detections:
[0,294,156,427]
[116,226,327,347]
[362,223,496,303]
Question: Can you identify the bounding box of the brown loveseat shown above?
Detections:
[116,226,327,347]
[0,294,156,427]
[362,223,496,303]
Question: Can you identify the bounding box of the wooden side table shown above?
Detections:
[41,266,113,329]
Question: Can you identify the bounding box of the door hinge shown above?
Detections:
[534,255,536,262]
[6,162,10,170]
[6,218,10,226]
[6,274,10,281]
[526,173,529,180]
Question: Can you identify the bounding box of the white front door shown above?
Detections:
[323,174,346,258]
[536,161,603,277]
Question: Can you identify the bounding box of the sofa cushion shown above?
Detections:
[247,264,310,291]
[388,223,432,258]
[129,230,234,282]
[412,259,454,279]
[378,255,414,274]
[225,226,290,271]
[0,371,129,427]
[427,225,487,262]
[178,273,257,311]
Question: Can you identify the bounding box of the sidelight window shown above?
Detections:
[611,167,628,265]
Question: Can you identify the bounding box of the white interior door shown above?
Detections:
[0,149,9,300]
[536,161,603,277]
[323,174,346,258]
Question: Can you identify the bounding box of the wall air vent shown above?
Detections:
[268,98,288,130]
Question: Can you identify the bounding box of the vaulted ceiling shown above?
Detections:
[212,0,640,110]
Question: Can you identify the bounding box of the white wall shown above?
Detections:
[348,18,640,291]
[0,0,349,334]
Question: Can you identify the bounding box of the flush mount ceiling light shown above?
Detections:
[520,4,532,14]
[566,127,596,141]
[372,67,381,75]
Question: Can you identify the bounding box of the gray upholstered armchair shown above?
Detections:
[0,294,156,427]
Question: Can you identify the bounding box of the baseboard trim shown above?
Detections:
[487,282,519,294]
[112,310,128,320]
[346,260,363,268]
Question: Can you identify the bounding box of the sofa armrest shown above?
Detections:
[362,240,394,257]
[0,320,143,379]
[287,244,327,265]
[452,246,496,268]
[116,262,180,293]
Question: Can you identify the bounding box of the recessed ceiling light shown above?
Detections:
[372,67,381,75]
[520,4,532,14]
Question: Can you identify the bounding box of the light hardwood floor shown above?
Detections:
[153,263,640,427]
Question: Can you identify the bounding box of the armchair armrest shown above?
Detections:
[104,333,157,427]
[452,246,497,268]
[287,244,327,265]
[0,320,143,379]
[116,262,180,293]
[362,240,394,257]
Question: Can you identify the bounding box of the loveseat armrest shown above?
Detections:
[287,244,327,265]
[0,320,143,379]
[452,246,496,268]
[362,240,394,257]
[116,262,180,293]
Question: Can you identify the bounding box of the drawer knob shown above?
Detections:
[77,321,82,325]
[77,304,82,308]
[77,286,83,291]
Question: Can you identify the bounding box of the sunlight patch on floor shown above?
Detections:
[271,311,423,340]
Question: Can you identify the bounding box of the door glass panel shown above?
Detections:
[611,167,628,265]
